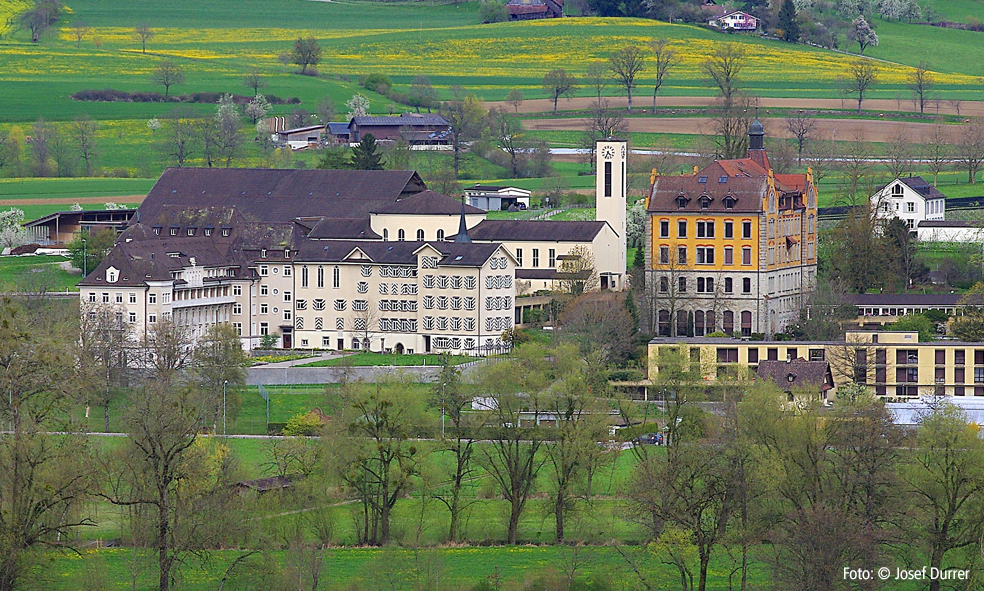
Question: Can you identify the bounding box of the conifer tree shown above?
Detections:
[351,133,383,170]
[777,0,800,42]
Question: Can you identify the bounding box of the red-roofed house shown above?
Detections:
[507,0,563,20]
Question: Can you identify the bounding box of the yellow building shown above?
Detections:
[649,330,984,400]
[646,120,818,337]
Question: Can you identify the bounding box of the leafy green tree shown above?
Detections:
[351,133,384,170]
[0,298,93,591]
[192,323,247,432]
[886,313,935,341]
[904,404,984,591]
[68,227,116,277]
[290,37,322,74]
[317,145,352,170]
[777,0,800,42]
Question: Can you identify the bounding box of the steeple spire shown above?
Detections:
[454,199,471,243]
[748,108,765,152]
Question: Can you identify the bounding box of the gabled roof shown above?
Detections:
[458,219,609,242]
[373,190,485,216]
[78,235,243,288]
[326,122,350,135]
[649,175,767,214]
[756,360,833,392]
[138,168,427,225]
[886,176,947,201]
[350,114,449,128]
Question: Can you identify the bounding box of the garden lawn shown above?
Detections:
[0,254,79,291]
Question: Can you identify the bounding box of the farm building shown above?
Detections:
[708,10,758,30]
[274,125,327,150]
[24,208,136,246]
[506,0,563,20]
[463,185,532,211]
[347,114,451,146]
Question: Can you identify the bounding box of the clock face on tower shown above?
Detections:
[601,146,615,160]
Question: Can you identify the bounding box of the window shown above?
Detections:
[333,299,346,311]
[717,348,739,363]
[259,265,268,277]
[336,317,344,330]
[549,249,556,267]
[724,196,736,209]
[437,229,445,241]
[233,304,242,315]
[115,293,123,304]
[516,248,523,266]
[129,293,137,304]
[696,247,714,265]
[742,277,751,293]
[88,292,96,303]
[741,247,752,265]
[724,277,733,293]
[169,227,178,236]
[464,297,476,310]
[417,229,425,241]
[532,249,540,267]
[312,299,326,311]
[283,309,292,321]
[677,247,687,265]
[740,311,752,336]
[398,229,406,241]
[357,282,368,294]
[678,220,687,238]
[742,221,752,239]
[260,285,269,296]
[724,220,733,239]
[284,266,292,277]
[332,266,340,288]
[697,221,715,238]
[149,314,157,323]
[659,276,669,292]
[956,350,966,365]
[907,202,915,213]
[660,220,669,238]
[464,276,476,290]
[315,266,324,288]
[450,276,462,290]
[128,312,137,323]
[724,247,733,265]
[148,294,157,304]
[260,303,268,314]
[659,246,669,264]
[678,277,687,292]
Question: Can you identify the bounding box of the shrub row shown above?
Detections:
[71,89,301,105]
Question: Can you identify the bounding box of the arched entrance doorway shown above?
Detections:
[394,343,405,355]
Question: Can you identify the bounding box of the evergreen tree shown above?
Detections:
[632,246,646,270]
[777,0,800,42]
[350,133,383,170]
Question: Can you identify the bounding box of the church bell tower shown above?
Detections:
[595,137,627,289]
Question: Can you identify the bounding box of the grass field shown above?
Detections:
[0,254,79,291]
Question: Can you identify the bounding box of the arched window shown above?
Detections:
[740,311,753,337]
[723,311,734,334]
[676,310,688,337]
[892,183,904,196]
[333,266,340,289]
[416,229,425,241]
[301,266,308,288]
[658,310,670,336]
[437,229,445,241]
[398,229,406,241]
[705,310,715,333]
[694,310,705,336]
[317,266,324,288]
[383,229,389,241]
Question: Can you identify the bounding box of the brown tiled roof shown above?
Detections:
[898,176,947,200]
[79,235,245,288]
[461,219,608,242]
[374,190,484,216]
[350,115,449,128]
[756,360,833,391]
[649,174,767,214]
[138,168,427,225]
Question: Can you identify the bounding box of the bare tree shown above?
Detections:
[907,62,935,114]
[922,123,952,186]
[701,43,746,106]
[580,99,627,172]
[505,88,524,114]
[609,45,646,111]
[72,115,99,177]
[134,24,154,53]
[152,60,185,98]
[826,333,875,385]
[556,244,599,295]
[786,112,816,165]
[645,240,694,337]
[648,39,677,111]
[883,126,914,178]
[438,92,486,177]
[79,301,133,432]
[843,59,877,114]
[710,96,754,160]
[143,319,193,385]
[838,132,873,206]
[805,137,836,184]
[585,62,608,100]
[353,300,380,350]
[542,69,577,114]
[432,357,477,542]
[70,21,90,48]
[955,118,984,184]
[242,70,266,97]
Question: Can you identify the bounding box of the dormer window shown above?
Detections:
[284,249,290,258]
[698,176,707,184]
[718,176,728,183]
[204,227,213,237]
[106,266,119,283]
[221,227,231,237]
[699,196,712,209]
[676,194,689,209]
[153,226,162,236]
[169,227,179,236]
[186,227,196,236]
[261,249,267,258]
[892,183,904,196]
[724,196,736,209]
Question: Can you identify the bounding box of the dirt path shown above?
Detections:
[526,116,948,143]
[0,195,146,206]
[491,96,984,117]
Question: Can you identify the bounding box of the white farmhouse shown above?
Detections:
[870,176,946,230]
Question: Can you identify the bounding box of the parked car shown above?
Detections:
[634,432,663,446]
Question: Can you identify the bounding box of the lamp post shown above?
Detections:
[441,381,446,438]
[223,380,228,436]
[81,237,87,277]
